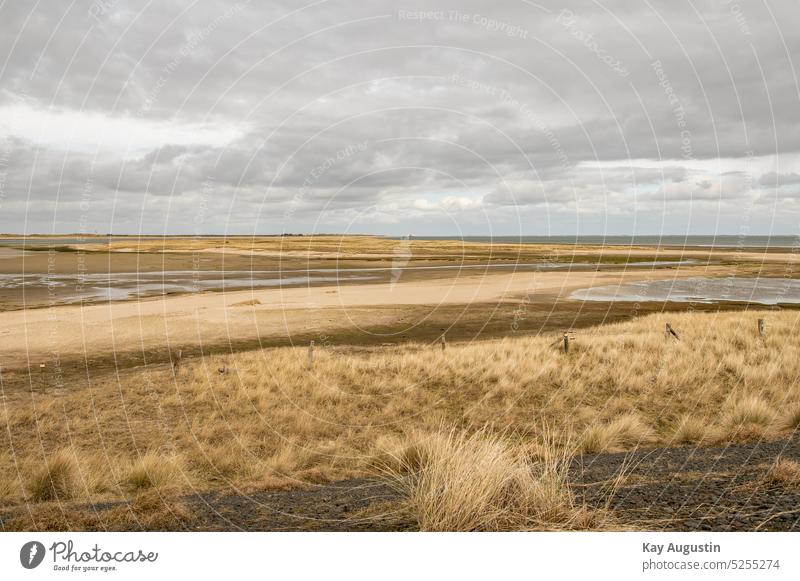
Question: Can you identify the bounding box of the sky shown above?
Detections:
[0,0,799,236]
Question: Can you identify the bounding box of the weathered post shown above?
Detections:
[308,340,315,368]
[758,318,766,338]
[172,349,182,372]
[563,332,569,353]
[665,323,680,341]
[440,334,446,352]
[39,363,46,389]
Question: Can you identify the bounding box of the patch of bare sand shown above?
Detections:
[0,266,717,370]
[0,248,28,259]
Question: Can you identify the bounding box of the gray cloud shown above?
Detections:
[1,0,799,235]
[759,172,800,187]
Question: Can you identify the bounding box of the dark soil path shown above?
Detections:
[4,435,799,531]
[190,479,413,531]
[187,434,800,531]
[575,435,800,531]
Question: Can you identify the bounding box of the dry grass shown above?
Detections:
[6,491,195,531]
[123,453,185,492]
[761,457,800,487]
[725,396,774,427]
[580,414,652,453]
[2,309,800,512]
[722,396,776,442]
[80,235,599,263]
[378,429,605,531]
[68,235,778,268]
[27,449,81,502]
[781,403,800,432]
[672,415,710,445]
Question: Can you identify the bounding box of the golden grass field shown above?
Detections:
[3,308,800,530]
[61,234,800,265]
[73,234,608,260]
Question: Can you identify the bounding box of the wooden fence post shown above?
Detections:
[665,323,680,341]
[172,349,182,371]
[563,332,569,353]
[39,363,46,388]
[758,318,766,338]
[308,340,315,368]
[440,334,446,352]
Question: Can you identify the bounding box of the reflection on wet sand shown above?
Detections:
[571,277,800,305]
[0,271,382,304]
[0,260,699,306]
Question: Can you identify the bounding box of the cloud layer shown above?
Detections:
[1,0,799,235]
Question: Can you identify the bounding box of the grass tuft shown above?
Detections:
[580,414,651,454]
[722,396,776,441]
[123,453,185,492]
[761,457,800,487]
[673,415,709,445]
[780,404,800,432]
[726,396,774,427]
[380,429,605,531]
[27,449,80,502]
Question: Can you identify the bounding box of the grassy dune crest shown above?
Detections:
[2,310,799,510]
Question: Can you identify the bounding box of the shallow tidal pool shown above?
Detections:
[571,277,800,305]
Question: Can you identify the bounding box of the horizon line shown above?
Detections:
[1,233,799,238]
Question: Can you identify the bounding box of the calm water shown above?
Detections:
[402,235,800,248]
[4,235,800,248]
[0,260,696,304]
[0,271,381,303]
[571,277,800,305]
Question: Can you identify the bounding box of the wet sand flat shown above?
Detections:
[572,276,800,305]
[0,265,721,372]
[0,236,791,380]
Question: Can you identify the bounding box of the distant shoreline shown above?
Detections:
[1,233,799,248]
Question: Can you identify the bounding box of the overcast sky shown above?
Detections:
[1,0,799,236]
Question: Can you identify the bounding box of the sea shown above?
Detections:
[2,235,799,248]
[399,235,800,248]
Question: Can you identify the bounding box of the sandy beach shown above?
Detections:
[0,263,725,372]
